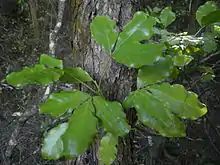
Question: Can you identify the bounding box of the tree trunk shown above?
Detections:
[55,0,165,165]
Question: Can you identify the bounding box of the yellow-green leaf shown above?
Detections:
[93,96,130,137]
[99,133,118,165]
[6,64,63,88]
[90,16,118,53]
[39,91,90,117]
[40,54,63,69]
[61,99,98,157]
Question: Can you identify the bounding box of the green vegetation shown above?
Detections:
[5,1,220,164]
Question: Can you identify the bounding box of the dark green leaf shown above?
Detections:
[113,12,163,68]
[202,33,217,53]
[6,64,63,88]
[123,88,185,137]
[93,96,130,137]
[202,10,220,26]
[40,90,90,117]
[99,133,118,165]
[137,56,173,88]
[61,99,97,157]
[196,1,217,26]
[159,7,176,27]
[123,83,207,137]
[42,123,68,159]
[90,16,118,53]
[173,55,193,67]
[59,67,93,83]
[40,54,63,69]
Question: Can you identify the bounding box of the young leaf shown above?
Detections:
[90,16,118,53]
[39,91,90,117]
[59,67,93,84]
[61,99,98,157]
[196,1,217,26]
[113,12,164,68]
[123,83,207,137]
[92,96,130,137]
[40,54,63,69]
[42,123,68,159]
[123,89,185,137]
[173,55,193,67]
[6,64,63,88]
[99,133,118,165]
[159,7,176,27]
[137,56,173,88]
[202,10,220,26]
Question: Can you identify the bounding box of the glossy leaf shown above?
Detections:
[196,1,217,26]
[173,55,193,67]
[99,133,118,165]
[40,91,90,117]
[159,7,176,27]
[202,10,220,26]
[59,67,93,84]
[90,16,118,53]
[123,83,207,137]
[137,56,173,88]
[113,12,164,68]
[42,123,68,159]
[61,99,97,157]
[93,96,130,137]
[40,54,63,69]
[113,42,165,68]
[148,83,207,119]
[6,64,63,88]
[124,90,185,137]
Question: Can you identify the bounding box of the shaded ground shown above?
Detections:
[0,1,220,165]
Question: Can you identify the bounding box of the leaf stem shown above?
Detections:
[73,77,99,95]
[194,26,205,37]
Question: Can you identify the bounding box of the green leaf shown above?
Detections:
[40,90,90,117]
[202,33,217,53]
[61,99,97,157]
[40,54,63,69]
[42,123,68,159]
[113,12,164,68]
[99,133,118,165]
[59,67,93,84]
[137,56,173,88]
[123,83,207,137]
[148,83,207,119]
[202,10,220,26]
[6,64,63,88]
[93,96,130,137]
[173,55,193,67]
[159,7,176,27]
[196,1,217,26]
[123,88,185,137]
[90,16,118,53]
[113,42,165,68]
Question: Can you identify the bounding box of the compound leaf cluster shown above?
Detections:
[5,1,220,164]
